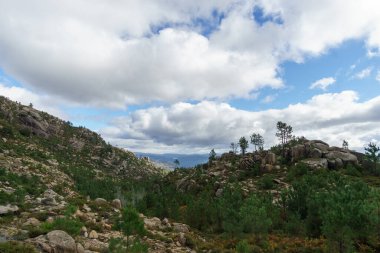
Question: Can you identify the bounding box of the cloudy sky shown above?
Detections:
[0,0,380,154]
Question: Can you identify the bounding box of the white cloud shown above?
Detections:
[352,67,373,79]
[101,91,380,153]
[309,77,336,90]
[0,84,67,119]
[1,1,380,107]
[376,70,380,82]
[261,94,276,103]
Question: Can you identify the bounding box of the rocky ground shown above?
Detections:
[0,188,198,252]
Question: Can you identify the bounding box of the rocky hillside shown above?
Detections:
[0,96,162,181]
[0,96,379,253]
[169,139,368,199]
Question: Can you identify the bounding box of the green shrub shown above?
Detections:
[108,237,148,253]
[0,125,14,137]
[258,175,275,190]
[40,217,83,236]
[19,127,31,137]
[344,164,361,177]
[0,241,38,253]
[64,204,78,217]
[236,240,251,253]
[287,162,309,180]
[0,168,44,204]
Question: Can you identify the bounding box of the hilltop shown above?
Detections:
[0,96,379,253]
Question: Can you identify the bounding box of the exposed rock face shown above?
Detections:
[310,148,323,158]
[18,108,50,137]
[46,230,77,253]
[301,158,328,169]
[287,140,359,170]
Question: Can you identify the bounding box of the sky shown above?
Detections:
[0,0,380,154]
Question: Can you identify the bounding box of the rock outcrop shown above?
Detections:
[288,140,359,169]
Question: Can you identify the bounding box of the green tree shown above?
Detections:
[217,187,244,234]
[239,194,272,235]
[319,181,377,253]
[364,142,380,171]
[230,142,238,154]
[209,149,216,162]
[239,137,249,155]
[114,207,146,248]
[173,159,180,168]
[250,133,264,151]
[342,140,349,150]
[275,121,293,146]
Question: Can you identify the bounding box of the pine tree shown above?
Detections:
[239,137,249,155]
[250,133,264,151]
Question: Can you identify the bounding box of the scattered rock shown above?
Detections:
[111,199,122,209]
[46,217,54,223]
[88,230,98,239]
[94,198,107,206]
[83,239,108,252]
[144,217,162,230]
[215,188,224,197]
[178,232,186,246]
[23,217,41,227]
[172,223,190,233]
[0,204,19,215]
[77,243,85,253]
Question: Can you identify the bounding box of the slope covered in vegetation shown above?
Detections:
[0,96,379,253]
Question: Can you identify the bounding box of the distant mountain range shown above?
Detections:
[135,152,209,169]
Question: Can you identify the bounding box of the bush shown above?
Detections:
[108,237,148,253]
[0,125,14,137]
[236,240,251,253]
[344,164,361,177]
[19,127,31,137]
[0,241,37,253]
[258,175,275,190]
[240,194,272,234]
[40,217,83,236]
[287,162,309,180]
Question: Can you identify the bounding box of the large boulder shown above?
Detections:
[0,204,19,215]
[144,217,162,230]
[94,198,108,206]
[325,151,358,166]
[111,199,122,209]
[46,230,76,253]
[309,148,323,158]
[327,158,344,170]
[265,152,276,165]
[291,145,306,162]
[172,223,190,233]
[312,142,329,153]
